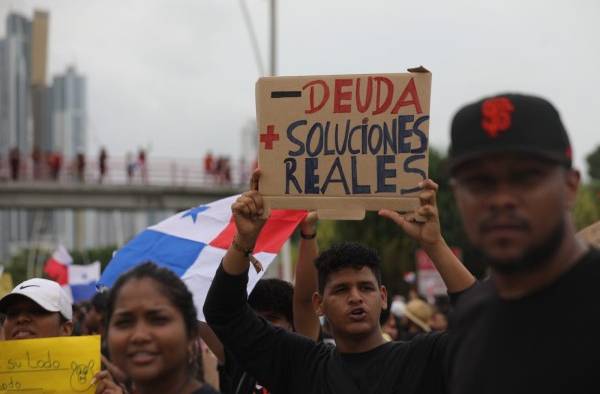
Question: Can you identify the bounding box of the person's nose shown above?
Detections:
[485,181,518,211]
[348,286,363,305]
[130,322,152,344]
[15,311,32,324]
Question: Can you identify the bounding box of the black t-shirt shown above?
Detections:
[204,265,448,394]
[218,330,331,394]
[336,337,447,394]
[192,384,220,394]
[219,348,266,394]
[447,248,600,394]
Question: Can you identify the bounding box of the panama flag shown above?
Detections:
[69,261,101,302]
[99,195,306,321]
[44,246,101,302]
[43,244,72,286]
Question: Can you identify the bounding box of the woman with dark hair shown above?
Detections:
[94,262,219,394]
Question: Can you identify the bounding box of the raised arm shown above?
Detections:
[378,179,475,293]
[293,212,320,341]
[221,169,267,276]
[203,169,320,392]
[198,321,225,364]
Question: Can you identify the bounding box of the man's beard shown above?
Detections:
[474,218,565,275]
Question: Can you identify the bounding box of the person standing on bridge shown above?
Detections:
[138,148,148,184]
[9,147,20,181]
[76,151,86,182]
[126,151,136,184]
[32,147,42,180]
[48,151,63,181]
[99,147,108,183]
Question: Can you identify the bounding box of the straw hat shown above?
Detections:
[578,221,600,248]
[404,299,433,332]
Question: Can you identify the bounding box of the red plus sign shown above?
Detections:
[260,125,279,150]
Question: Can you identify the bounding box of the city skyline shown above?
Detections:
[0,9,128,261]
[0,9,86,160]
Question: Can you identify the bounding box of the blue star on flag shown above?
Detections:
[181,205,209,223]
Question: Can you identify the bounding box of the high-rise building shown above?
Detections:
[47,66,86,250]
[0,13,34,261]
[51,66,86,160]
[30,11,47,87]
[0,11,51,261]
[0,10,163,263]
[31,10,49,155]
[0,13,32,158]
[0,38,7,158]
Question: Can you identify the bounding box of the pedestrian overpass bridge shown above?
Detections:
[0,182,244,211]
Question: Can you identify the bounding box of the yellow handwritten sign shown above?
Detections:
[0,273,13,298]
[0,335,100,393]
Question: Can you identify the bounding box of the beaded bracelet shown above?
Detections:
[300,231,317,240]
[232,235,263,273]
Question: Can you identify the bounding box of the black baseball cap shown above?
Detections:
[448,93,572,174]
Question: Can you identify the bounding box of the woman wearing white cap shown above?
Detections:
[0,278,73,339]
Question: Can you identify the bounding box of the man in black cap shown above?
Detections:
[446,93,600,394]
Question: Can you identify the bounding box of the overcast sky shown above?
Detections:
[1,0,599,173]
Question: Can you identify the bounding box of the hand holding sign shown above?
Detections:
[300,211,319,236]
[231,169,267,272]
[256,68,432,220]
[379,179,442,244]
[93,370,125,394]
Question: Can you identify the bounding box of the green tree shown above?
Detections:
[573,184,600,231]
[70,246,118,272]
[586,145,600,182]
[2,249,31,285]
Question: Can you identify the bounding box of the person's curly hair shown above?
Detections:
[314,241,381,294]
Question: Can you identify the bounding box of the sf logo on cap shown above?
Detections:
[481,97,514,138]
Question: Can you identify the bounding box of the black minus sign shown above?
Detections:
[271,91,302,98]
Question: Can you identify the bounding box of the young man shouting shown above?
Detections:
[204,173,474,394]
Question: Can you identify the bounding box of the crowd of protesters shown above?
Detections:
[1,92,598,394]
[0,207,449,394]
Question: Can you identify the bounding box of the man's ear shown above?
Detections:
[380,285,388,310]
[312,291,324,316]
[61,320,73,336]
[565,169,581,210]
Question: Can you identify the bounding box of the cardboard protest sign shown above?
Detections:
[0,335,100,393]
[577,220,600,248]
[256,68,432,220]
